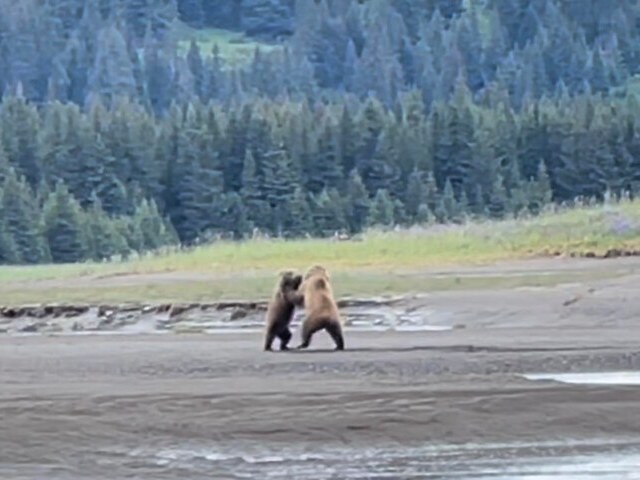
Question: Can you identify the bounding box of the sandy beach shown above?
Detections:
[2,258,640,478]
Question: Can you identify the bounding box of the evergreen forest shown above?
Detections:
[0,0,640,264]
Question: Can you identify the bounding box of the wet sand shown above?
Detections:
[2,258,640,478]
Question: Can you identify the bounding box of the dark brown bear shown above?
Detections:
[263,270,303,351]
[294,265,344,351]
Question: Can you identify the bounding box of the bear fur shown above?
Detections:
[263,270,303,351]
[293,264,345,350]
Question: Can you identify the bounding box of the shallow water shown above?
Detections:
[21,439,634,480]
[524,371,640,385]
[2,303,456,336]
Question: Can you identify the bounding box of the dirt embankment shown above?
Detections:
[3,256,640,336]
[0,296,423,335]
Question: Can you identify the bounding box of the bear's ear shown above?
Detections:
[277,269,295,278]
[305,264,329,280]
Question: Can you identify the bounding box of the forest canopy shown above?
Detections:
[0,0,639,264]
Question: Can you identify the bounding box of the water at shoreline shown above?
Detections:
[524,371,640,386]
[8,439,635,480]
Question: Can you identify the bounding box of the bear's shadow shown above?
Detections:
[284,345,472,354]
[283,344,603,354]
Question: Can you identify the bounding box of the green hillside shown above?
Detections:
[171,21,283,66]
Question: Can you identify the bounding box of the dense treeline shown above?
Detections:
[4,0,640,109]
[3,86,640,264]
[0,0,638,264]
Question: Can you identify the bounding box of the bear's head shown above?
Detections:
[277,270,303,292]
[304,264,330,281]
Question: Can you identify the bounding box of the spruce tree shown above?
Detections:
[133,197,178,250]
[164,105,217,243]
[84,193,129,261]
[509,184,529,218]
[433,197,448,223]
[442,178,462,223]
[488,173,509,220]
[312,189,337,237]
[43,182,88,263]
[114,216,142,253]
[306,123,344,193]
[88,25,136,102]
[0,143,12,185]
[424,171,440,211]
[187,40,205,99]
[339,107,359,175]
[240,149,271,231]
[261,149,297,235]
[393,198,408,226]
[221,192,250,240]
[367,189,395,228]
[326,187,349,233]
[0,95,41,188]
[0,200,19,264]
[415,203,434,225]
[1,168,49,263]
[224,108,251,192]
[444,77,476,197]
[345,169,371,233]
[286,186,314,238]
[529,160,553,214]
[405,168,427,220]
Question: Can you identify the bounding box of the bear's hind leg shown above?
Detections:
[326,322,345,351]
[279,327,292,351]
[264,328,277,351]
[296,320,318,350]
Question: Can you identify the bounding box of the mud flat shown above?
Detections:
[0,295,448,336]
[2,258,640,478]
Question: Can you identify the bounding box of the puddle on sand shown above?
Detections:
[2,303,458,336]
[524,371,640,385]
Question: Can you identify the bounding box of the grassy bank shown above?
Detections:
[0,199,638,305]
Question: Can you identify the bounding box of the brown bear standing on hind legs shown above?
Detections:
[263,270,304,351]
[293,264,345,351]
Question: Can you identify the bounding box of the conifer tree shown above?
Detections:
[405,168,427,220]
[345,169,371,233]
[261,149,298,235]
[529,160,553,214]
[442,178,462,223]
[312,188,337,237]
[133,197,178,250]
[0,202,19,264]
[423,171,440,212]
[286,186,314,238]
[1,168,49,263]
[367,189,395,228]
[415,203,434,225]
[240,149,270,231]
[326,187,349,232]
[84,194,130,261]
[0,143,12,185]
[43,182,87,263]
[187,40,205,99]
[488,173,509,220]
[393,198,408,226]
[221,192,250,240]
[0,94,41,188]
[307,123,344,193]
